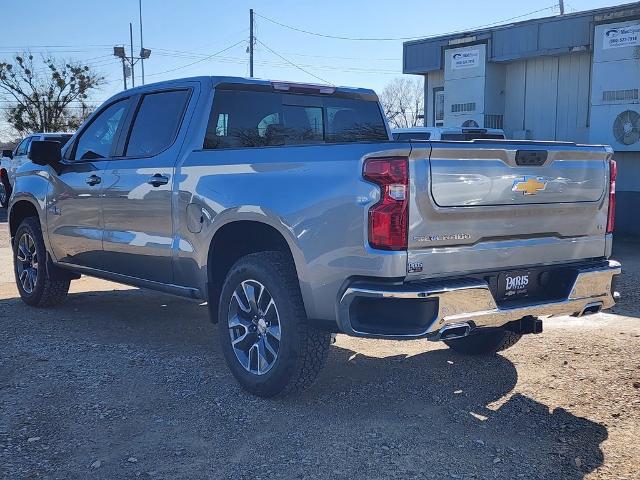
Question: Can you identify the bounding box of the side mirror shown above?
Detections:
[28,140,62,166]
[2,149,13,159]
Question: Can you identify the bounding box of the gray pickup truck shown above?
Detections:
[9,76,621,397]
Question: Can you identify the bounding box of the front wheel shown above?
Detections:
[444,328,522,355]
[218,251,331,397]
[13,217,70,307]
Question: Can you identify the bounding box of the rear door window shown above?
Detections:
[125,90,190,157]
[204,89,387,149]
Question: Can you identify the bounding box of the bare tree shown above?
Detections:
[379,77,424,129]
[0,53,104,135]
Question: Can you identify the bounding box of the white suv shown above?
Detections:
[392,126,506,141]
[6,133,72,187]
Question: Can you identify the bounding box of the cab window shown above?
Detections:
[73,99,129,160]
[15,137,32,156]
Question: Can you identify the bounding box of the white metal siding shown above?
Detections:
[525,57,559,140]
[504,62,526,136]
[556,52,591,143]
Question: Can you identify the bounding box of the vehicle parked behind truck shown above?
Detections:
[8,76,620,397]
[1,133,72,207]
[392,126,506,141]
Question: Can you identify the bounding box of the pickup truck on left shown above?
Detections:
[8,76,620,397]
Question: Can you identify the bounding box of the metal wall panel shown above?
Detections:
[524,57,559,140]
[503,61,526,136]
[492,24,539,60]
[403,41,444,74]
[556,52,591,143]
[538,16,591,51]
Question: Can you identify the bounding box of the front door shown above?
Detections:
[101,88,192,284]
[47,98,131,269]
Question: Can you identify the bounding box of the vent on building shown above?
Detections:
[613,110,640,146]
[451,102,476,113]
[462,120,479,128]
[484,114,504,129]
[602,89,639,103]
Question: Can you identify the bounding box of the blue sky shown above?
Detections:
[0,0,627,138]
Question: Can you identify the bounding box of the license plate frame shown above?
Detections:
[497,269,539,301]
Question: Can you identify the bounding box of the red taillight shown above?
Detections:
[607,158,617,234]
[363,157,408,250]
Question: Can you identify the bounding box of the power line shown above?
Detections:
[144,39,247,77]
[255,5,558,42]
[256,39,332,85]
[151,51,399,74]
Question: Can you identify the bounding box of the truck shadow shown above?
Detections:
[308,345,607,479]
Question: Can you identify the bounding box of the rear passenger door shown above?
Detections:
[100,87,194,284]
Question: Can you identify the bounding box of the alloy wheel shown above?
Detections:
[16,233,38,294]
[227,279,281,375]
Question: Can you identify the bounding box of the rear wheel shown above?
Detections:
[444,328,522,355]
[218,251,331,397]
[13,217,70,307]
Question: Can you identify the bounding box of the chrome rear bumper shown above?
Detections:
[337,260,621,340]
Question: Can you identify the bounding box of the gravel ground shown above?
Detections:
[0,209,639,480]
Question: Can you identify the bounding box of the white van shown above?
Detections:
[392,127,506,141]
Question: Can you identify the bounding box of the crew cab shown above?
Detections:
[8,76,620,397]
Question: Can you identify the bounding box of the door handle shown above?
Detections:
[85,175,101,186]
[147,173,169,187]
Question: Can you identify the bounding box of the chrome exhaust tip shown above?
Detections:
[435,323,472,341]
[575,302,603,317]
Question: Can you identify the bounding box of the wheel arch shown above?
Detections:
[206,218,304,323]
[9,199,41,242]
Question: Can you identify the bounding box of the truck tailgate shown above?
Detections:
[407,141,613,279]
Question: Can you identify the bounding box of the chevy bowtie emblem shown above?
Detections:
[512,176,547,195]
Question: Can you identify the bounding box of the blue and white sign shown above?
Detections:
[603,23,640,49]
[451,49,480,70]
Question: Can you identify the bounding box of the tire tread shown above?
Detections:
[15,217,70,307]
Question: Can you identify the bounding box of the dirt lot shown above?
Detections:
[1,210,639,480]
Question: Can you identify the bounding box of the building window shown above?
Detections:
[434,88,444,126]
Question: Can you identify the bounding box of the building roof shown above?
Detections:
[403,1,640,74]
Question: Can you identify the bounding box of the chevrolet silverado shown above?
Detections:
[8,76,621,397]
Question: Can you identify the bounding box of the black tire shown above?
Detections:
[444,328,522,355]
[0,177,10,208]
[217,251,331,397]
[13,217,70,307]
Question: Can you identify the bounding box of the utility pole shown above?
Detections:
[139,0,145,85]
[249,8,254,78]
[113,23,150,91]
[121,57,128,90]
[130,22,136,87]
[559,0,565,15]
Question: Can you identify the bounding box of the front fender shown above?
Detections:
[8,169,51,247]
